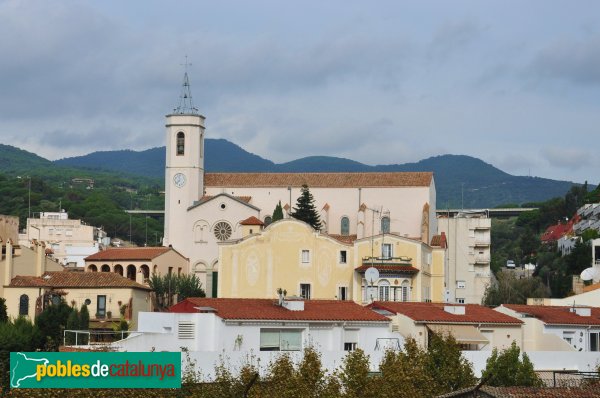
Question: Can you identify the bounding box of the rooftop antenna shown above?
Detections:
[174,55,198,115]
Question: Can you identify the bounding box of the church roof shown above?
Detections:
[188,193,260,212]
[205,172,433,188]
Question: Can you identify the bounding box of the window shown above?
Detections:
[456,281,466,289]
[563,331,574,345]
[378,280,390,301]
[338,286,348,301]
[456,298,465,304]
[401,280,410,302]
[264,216,272,226]
[341,216,350,236]
[344,330,359,351]
[97,295,106,318]
[300,283,311,299]
[382,243,392,259]
[176,132,185,155]
[381,216,390,234]
[19,295,29,316]
[213,221,232,241]
[260,329,302,351]
[339,250,347,264]
[301,250,310,263]
[591,332,599,352]
[66,229,73,237]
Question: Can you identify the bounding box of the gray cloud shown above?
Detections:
[540,147,591,170]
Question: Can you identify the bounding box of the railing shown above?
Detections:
[474,239,490,246]
[63,329,138,347]
[474,256,490,264]
[362,256,412,265]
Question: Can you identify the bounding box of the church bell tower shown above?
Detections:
[163,68,205,249]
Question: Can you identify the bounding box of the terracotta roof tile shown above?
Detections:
[199,195,252,203]
[240,216,264,226]
[502,304,600,326]
[583,282,600,293]
[370,302,522,324]
[355,264,420,273]
[327,234,357,244]
[169,298,389,322]
[85,247,171,261]
[205,172,433,188]
[9,271,150,290]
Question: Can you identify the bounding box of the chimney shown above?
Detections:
[444,304,465,315]
[570,306,591,317]
[35,241,45,277]
[282,297,305,311]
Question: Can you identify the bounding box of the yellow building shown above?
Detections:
[218,219,446,303]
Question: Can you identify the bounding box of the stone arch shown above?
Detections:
[140,264,150,282]
[101,264,110,272]
[114,264,123,276]
[87,264,97,272]
[126,264,136,281]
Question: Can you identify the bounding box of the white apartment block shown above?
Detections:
[437,211,491,304]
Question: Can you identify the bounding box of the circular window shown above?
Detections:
[85,298,91,305]
[220,203,226,210]
[213,222,232,241]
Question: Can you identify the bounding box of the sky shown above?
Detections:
[1,0,599,183]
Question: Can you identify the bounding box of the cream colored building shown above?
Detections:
[437,211,491,304]
[370,301,523,351]
[162,73,437,298]
[218,218,446,303]
[5,271,151,329]
[84,247,189,285]
[18,211,104,267]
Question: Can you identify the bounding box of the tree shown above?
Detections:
[35,298,74,350]
[79,304,90,345]
[65,306,80,345]
[481,342,543,387]
[176,273,206,302]
[290,184,321,230]
[149,273,206,310]
[483,272,550,306]
[272,200,284,222]
[338,349,376,398]
[0,298,7,323]
[425,333,476,394]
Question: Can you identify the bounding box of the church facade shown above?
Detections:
[163,75,438,297]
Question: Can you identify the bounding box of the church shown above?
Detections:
[163,73,438,298]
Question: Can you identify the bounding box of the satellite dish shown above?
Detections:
[580,267,599,281]
[365,267,379,284]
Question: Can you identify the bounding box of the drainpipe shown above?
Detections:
[4,239,13,286]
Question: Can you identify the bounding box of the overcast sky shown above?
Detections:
[1,0,599,183]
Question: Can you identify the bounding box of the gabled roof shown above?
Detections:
[370,302,522,325]
[188,193,259,211]
[205,172,433,188]
[9,271,150,290]
[240,216,264,226]
[502,304,600,326]
[85,247,172,261]
[169,298,389,322]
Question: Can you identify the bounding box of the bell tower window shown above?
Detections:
[176,132,185,155]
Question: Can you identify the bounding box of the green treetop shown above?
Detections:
[272,200,284,222]
[290,184,322,230]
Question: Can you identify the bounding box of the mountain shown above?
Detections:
[0,141,582,208]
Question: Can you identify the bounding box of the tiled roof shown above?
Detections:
[9,271,150,290]
[169,298,389,322]
[355,264,420,273]
[327,234,357,244]
[240,216,264,226]
[205,172,433,188]
[84,247,171,261]
[440,386,600,398]
[199,195,252,203]
[583,282,600,293]
[370,302,522,324]
[430,232,447,248]
[502,304,600,326]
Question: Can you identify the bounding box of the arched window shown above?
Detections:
[126,264,136,281]
[176,132,185,155]
[87,264,97,272]
[114,264,123,276]
[140,264,150,282]
[341,217,350,236]
[264,216,272,226]
[401,280,410,302]
[19,294,29,316]
[378,280,390,301]
[381,216,390,234]
[101,264,110,272]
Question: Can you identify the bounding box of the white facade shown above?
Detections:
[437,211,491,304]
[18,211,103,267]
[575,203,600,235]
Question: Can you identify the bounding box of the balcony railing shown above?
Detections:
[474,239,490,246]
[474,256,490,264]
[362,256,412,266]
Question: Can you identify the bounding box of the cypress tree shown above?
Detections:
[290,184,321,230]
[79,304,90,344]
[272,200,284,222]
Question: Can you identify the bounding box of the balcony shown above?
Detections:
[474,238,490,247]
[362,256,412,266]
[474,255,490,264]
